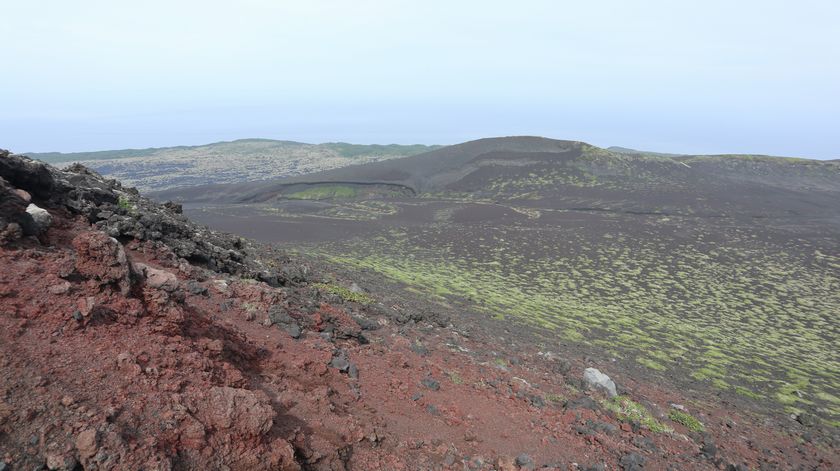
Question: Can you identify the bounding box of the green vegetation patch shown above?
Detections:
[311,218,840,422]
[603,396,672,433]
[117,195,133,210]
[447,371,464,385]
[320,201,399,220]
[545,393,565,404]
[287,185,359,200]
[314,282,374,304]
[669,409,705,432]
[637,357,667,371]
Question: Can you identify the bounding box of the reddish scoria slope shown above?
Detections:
[0,150,837,470]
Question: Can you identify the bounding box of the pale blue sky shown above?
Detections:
[1,0,838,157]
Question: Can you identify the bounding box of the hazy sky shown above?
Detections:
[2,0,838,157]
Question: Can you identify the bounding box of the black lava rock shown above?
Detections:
[186,281,208,296]
[565,396,598,410]
[701,441,717,460]
[515,453,535,470]
[528,395,545,408]
[421,377,440,391]
[352,315,380,331]
[284,324,301,339]
[330,356,350,372]
[619,452,645,471]
[409,342,430,356]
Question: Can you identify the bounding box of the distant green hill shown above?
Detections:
[23,139,441,191]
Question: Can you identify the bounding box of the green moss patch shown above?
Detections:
[603,396,672,433]
[314,282,374,304]
[287,185,359,200]
[313,218,840,421]
[669,409,705,432]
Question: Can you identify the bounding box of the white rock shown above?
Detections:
[583,367,618,397]
[47,281,71,295]
[26,203,52,233]
[213,279,229,293]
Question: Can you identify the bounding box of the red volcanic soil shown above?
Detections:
[1,163,838,468]
[2,217,836,471]
[2,218,837,471]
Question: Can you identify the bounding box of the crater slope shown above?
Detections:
[157,137,840,430]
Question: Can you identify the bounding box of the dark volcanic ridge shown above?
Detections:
[153,136,840,222]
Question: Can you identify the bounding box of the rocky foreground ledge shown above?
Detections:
[0,150,836,470]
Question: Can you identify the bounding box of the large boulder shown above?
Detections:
[25,203,52,234]
[132,262,179,292]
[0,149,56,199]
[72,231,132,293]
[0,177,27,219]
[583,367,618,397]
[619,452,645,471]
[0,176,29,244]
[194,387,275,437]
